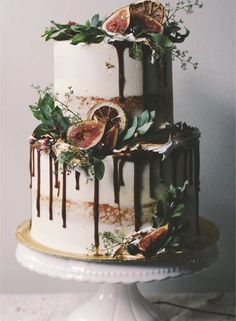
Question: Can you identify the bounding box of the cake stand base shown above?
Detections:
[16,242,218,321]
[68,283,161,321]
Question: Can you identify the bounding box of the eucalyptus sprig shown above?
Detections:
[121,110,156,143]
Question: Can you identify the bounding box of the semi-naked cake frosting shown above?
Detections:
[28,0,202,259]
[54,41,173,123]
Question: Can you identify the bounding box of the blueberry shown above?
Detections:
[130,25,142,36]
[127,244,140,256]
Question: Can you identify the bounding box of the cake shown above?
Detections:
[28,0,203,259]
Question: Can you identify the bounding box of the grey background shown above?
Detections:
[0,0,235,294]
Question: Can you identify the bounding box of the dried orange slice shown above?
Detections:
[131,0,165,24]
[131,13,163,33]
[87,102,127,131]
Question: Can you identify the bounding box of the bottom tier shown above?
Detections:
[30,141,200,259]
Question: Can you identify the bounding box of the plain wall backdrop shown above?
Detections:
[0,0,235,295]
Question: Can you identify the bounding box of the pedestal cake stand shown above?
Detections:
[16,218,219,321]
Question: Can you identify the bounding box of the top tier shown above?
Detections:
[54,41,173,124]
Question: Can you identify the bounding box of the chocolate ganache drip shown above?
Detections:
[49,152,53,220]
[61,163,67,228]
[29,145,35,188]
[93,178,100,251]
[52,155,60,196]
[75,171,80,190]
[133,159,144,232]
[189,147,193,185]
[172,151,180,186]
[113,157,120,204]
[113,42,127,103]
[36,150,41,217]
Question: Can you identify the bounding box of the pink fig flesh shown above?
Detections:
[67,121,106,150]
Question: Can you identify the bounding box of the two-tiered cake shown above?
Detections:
[28,0,202,259]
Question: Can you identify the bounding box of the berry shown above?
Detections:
[127,244,140,256]
[130,25,143,36]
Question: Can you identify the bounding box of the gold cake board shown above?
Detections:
[15,217,219,263]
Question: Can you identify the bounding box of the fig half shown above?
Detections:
[139,224,169,257]
[102,6,130,34]
[67,120,105,150]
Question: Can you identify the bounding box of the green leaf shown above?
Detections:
[93,157,105,180]
[52,107,70,133]
[29,107,43,121]
[138,110,150,127]
[58,151,74,164]
[168,184,176,199]
[174,203,185,213]
[71,32,87,45]
[41,93,54,109]
[51,21,69,30]
[150,33,174,49]
[137,121,153,135]
[91,14,100,27]
[33,123,50,139]
[150,110,156,121]
[40,104,53,119]
[122,116,138,141]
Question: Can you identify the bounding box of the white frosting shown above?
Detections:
[30,151,155,254]
[54,41,143,99]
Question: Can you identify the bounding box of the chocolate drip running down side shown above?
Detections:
[113,42,126,103]
[149,158,157,199]
[61,163,67,228]
[172,152,181,186]
[29,146,35,189]
[194,142,200,234]
[93,178,100,251]
[113,157,120,204]
[36,150,41,217]
[134,160,143,231]
[49,153,53,220]
[75,171,80,190]
[52,153,60,196]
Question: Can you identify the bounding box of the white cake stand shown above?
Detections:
[16,241,218,321]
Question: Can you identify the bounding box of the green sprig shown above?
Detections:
[121,110,156,143]
[42,15,108,45]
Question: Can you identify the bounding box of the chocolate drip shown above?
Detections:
[113,157,120,204]
[114,43,126,102]
[49,152,53,220]
[183,150,188,182]
[36,150,41,217]
[53,159,60,196]
[75,171,80,190]
[94,178,100,250]
[159,157,164,183]
[134,161,142,232]
[194,143,200,192]
[189,148,193,185]
[172,152,180,186]
[29,146,35,188]
[194,142,200,234]
[61,164,67,228]
[149,159,156,199]
[119,159,126,186]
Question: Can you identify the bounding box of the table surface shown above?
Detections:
[1,292,235,321]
